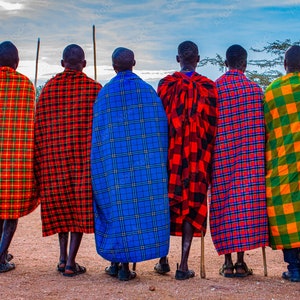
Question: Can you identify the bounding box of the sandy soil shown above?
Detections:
[1,208,300,300]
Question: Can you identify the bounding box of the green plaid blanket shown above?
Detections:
[264,72,300,250]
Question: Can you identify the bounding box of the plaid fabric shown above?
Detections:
[35,69,101,236]
[210,70,269,255]
[157,72,218,237]
[264,72,300,250]
[0,66,38,219]
[91,71,170,263]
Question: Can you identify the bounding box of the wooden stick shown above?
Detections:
[262,246,268,276]
[132,263,136,271]
[200,231,206,278]
[92,25,97,81]
[34,37,40,90]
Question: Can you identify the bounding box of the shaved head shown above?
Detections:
[0,41,19,69]
[225,44,247,71]
[112,47,135,72]
[177,41,199,64]
[61,44,86,71]
[285,45,300,73]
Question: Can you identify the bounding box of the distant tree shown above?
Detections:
[199,39,300,90]
[35,84,45,102]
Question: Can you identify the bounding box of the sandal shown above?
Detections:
[118,269,137,281]
[219,263,235,278]
[6,253,13,262]
[105,263,121,277]
[154,258,171,274]
[57,260,67,273]
[0,262,15,273]
[175,269,195,280]
[234,262,253,277]
[63,263,86,277]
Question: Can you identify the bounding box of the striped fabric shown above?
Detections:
[91,71,170,263]
[35,69,101,236]
[157,71,218,237]
[264,72,300,250]
[210,70,269,255]
[0,66,38,219]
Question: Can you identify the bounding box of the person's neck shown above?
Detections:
[180,66,195,73]
[286,68,300,74]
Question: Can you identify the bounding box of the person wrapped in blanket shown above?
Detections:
[154,41,218,280]
[34,44,101,277]
[264,45,300,282]
[91,47,170,281]
[210,45,269,278]
[0,41,38,273]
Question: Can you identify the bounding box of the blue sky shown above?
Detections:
[0,0,299,87]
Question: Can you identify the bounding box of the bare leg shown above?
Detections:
[0,219,4,238]
[235,251,253,276]
[58,232,69,264]
[179,220,194,272]
[225,253,233,266]
[220,253,234,277]
[159,256,168,264]
[237,251,245,264]
[66,232,83,268]
[121,263,130,272]
[0,219,18,264]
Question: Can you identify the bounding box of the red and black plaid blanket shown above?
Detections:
[34,69,101,236]
[158,71,218,236]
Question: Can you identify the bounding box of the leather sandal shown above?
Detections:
[175,269,195,280]
[0,262,15,273]
[118,269,137,281]
[154,258,171,274]
[219,263,235,278]
[105,263,121,277]
[234,262,253,277]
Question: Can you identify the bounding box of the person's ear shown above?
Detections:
[176,55,180,63]
[112,63,118,73]
[14,58,19,70]
[133,60,136,67]
[197,55,200,63]
[284,59,287,71]
[82,60,86,68]
[225,60,229,68]
[61,60,65,68]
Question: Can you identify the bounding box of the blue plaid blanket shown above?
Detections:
[91,71,170,263]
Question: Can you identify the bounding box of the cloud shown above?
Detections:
[0,0,23,10]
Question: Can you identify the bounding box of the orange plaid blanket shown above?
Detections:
[0,66,38,219]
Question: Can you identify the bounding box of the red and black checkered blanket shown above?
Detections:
[34,69,101,236]
[158,71,218,236]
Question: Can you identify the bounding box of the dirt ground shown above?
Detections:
[1,208,300,300]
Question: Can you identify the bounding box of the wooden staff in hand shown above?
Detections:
[93,25,97,81]
[262,246,268,276]
[200,230,206,278]
[34,37,40,90]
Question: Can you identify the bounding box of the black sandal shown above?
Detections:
[234,262,253,277]
[219,263,235,278]
[118,269,137,281]
[0,262,15,273]
[105,263,121,277]
[63,263,86,277]
[154,258,171,274]
[6,253,13,262]
[175,265,195,280]
[57,260,67,273]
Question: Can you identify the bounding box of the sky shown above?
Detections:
[1,0,299,87]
